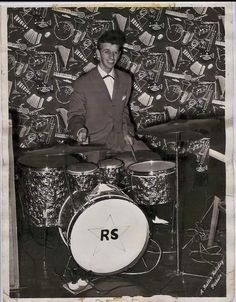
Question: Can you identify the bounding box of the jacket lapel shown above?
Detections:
[112,69,120,103]
[93,68,111,100]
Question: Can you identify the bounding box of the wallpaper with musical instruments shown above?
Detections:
[8,6,225,149]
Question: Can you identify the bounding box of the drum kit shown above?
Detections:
[16,117,221,279]
[17,144,174,276]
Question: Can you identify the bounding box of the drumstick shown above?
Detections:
[209,149,225,163]
[129,143,137,162]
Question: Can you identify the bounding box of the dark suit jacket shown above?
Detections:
[68,67,134,151]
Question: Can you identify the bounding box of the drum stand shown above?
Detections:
[160,131,208,293]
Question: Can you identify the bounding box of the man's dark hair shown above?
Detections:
[97,30,126,51]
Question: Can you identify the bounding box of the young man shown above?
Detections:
[68,30,148,162]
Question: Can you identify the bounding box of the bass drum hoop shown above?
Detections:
[128,160,176,176]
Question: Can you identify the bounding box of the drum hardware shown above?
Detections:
[137,122,218,280]
[121,239,162,276]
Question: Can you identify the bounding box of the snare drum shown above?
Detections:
[58,183,149,275]
[18,154,79,227]
[128,161,176,205]
[67,162,98,193]
[98,158,124,186]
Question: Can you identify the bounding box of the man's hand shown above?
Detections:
[124,134,134,146]
[77,128,88,143]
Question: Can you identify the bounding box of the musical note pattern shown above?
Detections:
[8,6,225,149]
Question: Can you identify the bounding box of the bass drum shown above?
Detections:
[58,184,149,275]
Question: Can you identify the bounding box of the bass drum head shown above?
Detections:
[68,196,149,275]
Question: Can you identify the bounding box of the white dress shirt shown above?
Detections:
[97,65,115,99]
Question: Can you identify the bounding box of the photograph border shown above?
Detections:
[1,2,235,301]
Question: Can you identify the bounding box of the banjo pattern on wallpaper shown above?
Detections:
[8,6,225,149]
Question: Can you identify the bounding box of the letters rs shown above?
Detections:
[100,228,118,241]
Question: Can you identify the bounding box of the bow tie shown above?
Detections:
[102,75,114,80]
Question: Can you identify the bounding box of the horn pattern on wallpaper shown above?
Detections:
[8,7,225,149]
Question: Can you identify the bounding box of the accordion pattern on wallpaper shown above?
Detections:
[8,6,225,149]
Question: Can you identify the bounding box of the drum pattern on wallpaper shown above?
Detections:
[8,6,225,149]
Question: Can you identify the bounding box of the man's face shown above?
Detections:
[96,43,121,73]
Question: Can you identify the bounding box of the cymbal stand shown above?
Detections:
[42,227,49,279]
[160,131,208,294]
[175,131,181,275]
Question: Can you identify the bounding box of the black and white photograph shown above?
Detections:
[1,2,235,301]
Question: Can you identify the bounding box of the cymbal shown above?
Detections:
[137,118,222,136]
[22,143,108,156]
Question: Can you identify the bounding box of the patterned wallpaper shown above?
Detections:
[8,6,225,149]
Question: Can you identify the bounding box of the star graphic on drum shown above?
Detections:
[88,214,131,256]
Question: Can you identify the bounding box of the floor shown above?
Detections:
[10,155,226,299]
